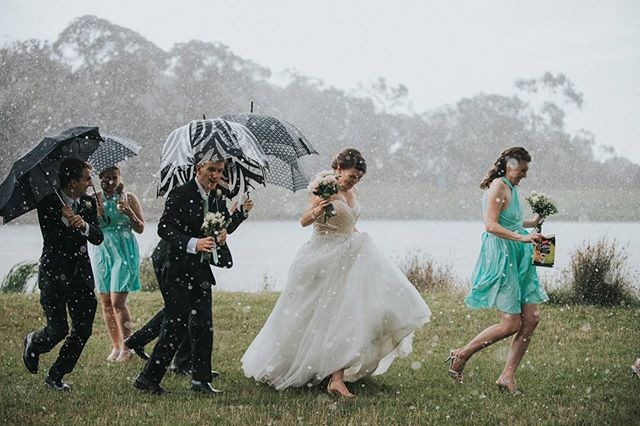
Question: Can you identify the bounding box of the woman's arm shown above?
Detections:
[124,192,145,234]
[300,196,331,227]
[484,180,539,243]
[523,213,543,229]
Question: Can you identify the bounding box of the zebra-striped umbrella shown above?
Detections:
[157,119,268,198]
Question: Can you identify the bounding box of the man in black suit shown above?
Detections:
[22,158,104,391]
[123,193,252,370]
[134,158,239,395]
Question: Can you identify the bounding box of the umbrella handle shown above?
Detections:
[36,164,65,206]
[90,182,107,221]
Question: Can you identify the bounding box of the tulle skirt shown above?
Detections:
[241,231,431,390]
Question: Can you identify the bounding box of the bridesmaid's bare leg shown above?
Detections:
[450,312,521,373]
[112,292,134,362]
[498,304,540,388]
[99,293,120,361]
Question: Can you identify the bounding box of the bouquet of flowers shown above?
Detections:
[525,191,558,232]
[307,170,341,222]
[526,191,559,268]
[201,212,227,264]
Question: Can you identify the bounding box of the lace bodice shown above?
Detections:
[313,198,360,236]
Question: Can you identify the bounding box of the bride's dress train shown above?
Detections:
[241,198,431,390]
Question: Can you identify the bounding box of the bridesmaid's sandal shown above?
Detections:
[327,378,355,399]
[496,377,522,395]
[106,348,120,362]
[631,358,640,379]
[115,349,133,362]
[445,350,464,384]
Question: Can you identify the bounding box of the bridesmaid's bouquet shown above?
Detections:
[308,170,341,222]
[526,191,559,268]
[526,191,558,232]
[201,212,227,264]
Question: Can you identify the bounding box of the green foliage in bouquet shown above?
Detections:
[526,191,559,218]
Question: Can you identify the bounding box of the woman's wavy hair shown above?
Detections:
[331,148,367,174]
[480,147,531,189]
[98,165,125,194]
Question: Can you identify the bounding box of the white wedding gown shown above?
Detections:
[241,198,431,390]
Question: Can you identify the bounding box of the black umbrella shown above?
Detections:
[88,134,142,175]
[0,127,103,223]
[157,119,268,198]
[221,113,318,192]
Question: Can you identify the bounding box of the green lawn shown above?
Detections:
[0,291,638,425]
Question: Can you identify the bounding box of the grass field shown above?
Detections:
[0,291,638,425]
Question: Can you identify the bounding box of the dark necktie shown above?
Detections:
[202,196,209,214]
[72,200,79,214]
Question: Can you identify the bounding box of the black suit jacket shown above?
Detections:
[158,179,245,286]
[37,192,104,288]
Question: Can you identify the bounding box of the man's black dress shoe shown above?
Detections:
[133,375,165,395]
[23,332,39,374]
[122,338,150,361]
[190,380,223,395]
[45,375,70,391]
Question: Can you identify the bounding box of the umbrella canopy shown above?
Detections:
[0,127,103,223]
[157,118,268,198]
[221,113,317,192]
[88,134,142,175]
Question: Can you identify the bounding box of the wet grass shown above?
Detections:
[0,291,638,425]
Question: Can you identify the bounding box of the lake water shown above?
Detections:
[1,221,638,292]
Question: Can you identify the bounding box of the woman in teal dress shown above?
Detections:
[447,147,547,394]
[92,166,145,362]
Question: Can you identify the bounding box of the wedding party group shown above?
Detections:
[18,137,578,398]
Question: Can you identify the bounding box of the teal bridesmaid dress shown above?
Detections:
[92,194,141,294]
[465,178,548,314]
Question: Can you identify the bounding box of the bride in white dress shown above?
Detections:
[241,148,431,397]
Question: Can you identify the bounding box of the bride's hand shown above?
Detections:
[311,198,332,218]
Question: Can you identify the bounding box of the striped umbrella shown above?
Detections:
[157,119,268,198]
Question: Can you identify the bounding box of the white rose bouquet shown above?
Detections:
[307,170,341,222]
[201,212,227,264]
[526,191,558,232]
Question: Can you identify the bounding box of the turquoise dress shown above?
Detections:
[92,194,141,294]
[465,178,548,314]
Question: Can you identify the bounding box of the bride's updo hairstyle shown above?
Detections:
[331,148,367,174]
[480,147,531,189]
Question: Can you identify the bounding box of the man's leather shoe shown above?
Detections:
[45,375,70,391]
[122,338,149,361]
[23,332,39,374]
[133,375,165,395]
[190,380,223,395]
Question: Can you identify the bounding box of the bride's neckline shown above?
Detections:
[334,194,357,210]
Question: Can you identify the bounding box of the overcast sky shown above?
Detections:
[2,0,639,163]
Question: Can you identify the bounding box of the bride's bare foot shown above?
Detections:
[327,378,355,399]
